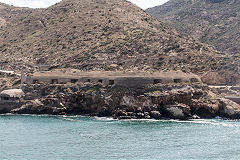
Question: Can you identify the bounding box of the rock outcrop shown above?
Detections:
[218,98,240,119]
[161,103,191,120]
[9,83,240,120]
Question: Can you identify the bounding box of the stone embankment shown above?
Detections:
[9,83,240,120]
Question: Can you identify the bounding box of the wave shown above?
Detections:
[1,114,240,127]
[179,119,240,127]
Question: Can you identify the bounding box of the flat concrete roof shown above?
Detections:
[0,89,24,98]
[29,69,200,79]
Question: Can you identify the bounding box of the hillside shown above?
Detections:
[147,0,240,54]
[0,0,239,85]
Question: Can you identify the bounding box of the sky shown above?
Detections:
[0,0,169,9]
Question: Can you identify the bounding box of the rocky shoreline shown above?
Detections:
[4,82,240,120]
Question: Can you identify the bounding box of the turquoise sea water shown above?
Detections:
[0,115,240,160]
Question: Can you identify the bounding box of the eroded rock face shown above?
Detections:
[191,99,220,118]
[12,99,47,114]
[161,103,191,120]
[218,98,240,119]
[150,111,161,119]
[10,83,240,120]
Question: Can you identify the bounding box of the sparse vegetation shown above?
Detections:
[0,0,240,85]
[147,0,240,55]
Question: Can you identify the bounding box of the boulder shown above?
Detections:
[136,107,143,113]
[52,107,67,115]
[144,112,151,119]
[218,98,240,119]
[161,103,191,120]
[115,109,127,117]
[150,111,161,119]
[191,99,219,118]
[136,112,145,119]
[97,107,112,117]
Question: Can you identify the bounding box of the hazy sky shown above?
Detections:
[129,0,169,9]
[0,0,169,9]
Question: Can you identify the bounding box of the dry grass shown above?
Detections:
[0,0,239,85]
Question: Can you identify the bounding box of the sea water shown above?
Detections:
[0,115,240,160]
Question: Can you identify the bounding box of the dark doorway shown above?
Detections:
[33,79,39,84]
[2,97,9,101]
[109,80,115,85]
[51,79,58,84]
[153,79,162,84]
[174,79,182,83]
[98,80,103,83]
[71,79,78,83]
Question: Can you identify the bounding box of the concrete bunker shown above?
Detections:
[0,89,25,113]
[0,89,24,102]
[21,70,202,87]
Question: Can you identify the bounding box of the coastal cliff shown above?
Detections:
[9,83,240,120]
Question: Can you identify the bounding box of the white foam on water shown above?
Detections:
[1,114,240,127]
[59,117,80,122]
[183,119,240,127]
[93,116,116,121]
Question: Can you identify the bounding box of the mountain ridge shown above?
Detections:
[147,0,240,54]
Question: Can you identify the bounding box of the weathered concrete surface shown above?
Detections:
[0,89,24,113]
[22,69,201,88]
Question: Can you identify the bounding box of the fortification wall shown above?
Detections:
[22,71,201,87]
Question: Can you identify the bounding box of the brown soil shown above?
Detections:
[0,0,239,85]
